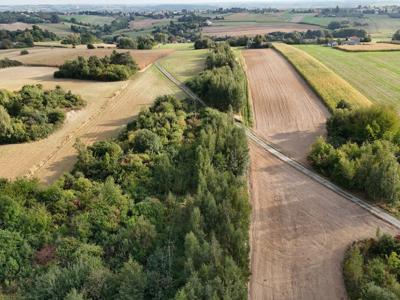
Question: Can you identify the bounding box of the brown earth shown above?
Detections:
[0,22,32,30]
[0,48,174,70]
[243,49,329,163]
[249,143,397,300]
[337,42,400,52]
[0,66,183,184]
[203,23,320,37]
[129,18,170,29]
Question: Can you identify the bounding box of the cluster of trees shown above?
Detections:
[0,58,22,69]
[117,36,155,49]
[0,25,58,49]
[332,28,370,40]
[393,30,400,41]
[194,37,214,49]
[344,232,400,299]
[187,43,248,113]
[309,104,400,204]
[0,95,250,299]
[61,32,97,45]
[54,51,138,81]
[0,85,85,144]
[0,11,59,24]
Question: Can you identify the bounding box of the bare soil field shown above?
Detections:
[203,23,319,37]
[0,48,174,69]
[243,49,329,162]
[129,18,171,29]
[336,42,400,52]
[249,143,397,300]
[0,66,183,183]
[0,22,32,30]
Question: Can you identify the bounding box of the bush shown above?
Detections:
[54,51,138,81]
[86,44,95,49]
[20,49,29,55]
[0,58,22,69]
[393,30,400,41]
[0,85,85,144]
[194,37,214,49]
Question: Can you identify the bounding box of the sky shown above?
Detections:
[0,0,383,4]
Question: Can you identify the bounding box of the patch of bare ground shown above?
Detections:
[0,48,174,70]
[129,18,170,29]
[0,66,183,184]
[243,49,329,163]
[249,143,397,300]
[203,23,319,37]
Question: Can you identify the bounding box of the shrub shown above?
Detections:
[0,58,22,69]
[86,44,95,49]
[20,49,29,55]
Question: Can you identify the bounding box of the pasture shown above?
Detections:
[295,45,400,108]
[273,43,372,110]
[59,14,116,26]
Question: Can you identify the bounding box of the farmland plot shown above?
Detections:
[243,49,329,162]
[0,66,183,183]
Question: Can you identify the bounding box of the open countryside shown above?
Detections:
[1,2,400,300]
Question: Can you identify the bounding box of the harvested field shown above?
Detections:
[0,22,32,30]
[0,66,183,183]
[202,23,319,37]
[249,143,397,300]
[0,47,174,70]
[336,42,400,52]
[274,43,372,110]
[243,49,329,162]
[129,18,171,29]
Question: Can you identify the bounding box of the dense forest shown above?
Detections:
[0,84,85,144]
[344,233,400,299]
[54,51,138,81]
[0,95,250,299]
[308,104,400,206]
[0,25,58,49]
[187,43,248,114]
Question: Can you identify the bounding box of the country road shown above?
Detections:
[154,60,400,299]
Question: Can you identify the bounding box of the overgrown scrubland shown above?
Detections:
[0,95,250,299]
[0,84,85,144]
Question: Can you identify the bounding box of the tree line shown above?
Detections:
[309,103,400,205]
[0,95,250,299]
[0,25,58,49]
[344,232,400,299]
[0,84,85,144]
[187,43,248,114]
[54,51,138,81]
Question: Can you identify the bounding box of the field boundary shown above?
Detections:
[155,61,400,230]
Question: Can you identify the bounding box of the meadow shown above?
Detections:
[273,43,371,110]
[59,14,116,26]
[295,45,400,108]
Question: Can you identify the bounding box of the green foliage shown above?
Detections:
[309,105,400,204]
[54,50,138,81]
[117,35,155,49]
[187,43,248,113]
[0,25,58,49]
[0,95,250,298]
[393,29,400,41]
[20,49,29,55]
[0,85,85,144]
[194,37,214,49]
[344,235,400,299]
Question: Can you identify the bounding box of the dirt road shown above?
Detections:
[0,66,183,183]
[243,49,329,163]
[244,48,398,299]
[249,144,396,300]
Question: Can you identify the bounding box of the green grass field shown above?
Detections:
[273,43,371,110]
[59,14,116,26]
[39,23,73,37]
[158,48,208,82]
[295,45,400,108]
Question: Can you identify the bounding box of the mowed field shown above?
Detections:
[296,45,400,108]
[336,42,400,52]
[0,65,183,183]
[243,49,329,162]
[0,47,173,69]
[0,22,32,30]
[202,23,319,37]
[245,48,398,299]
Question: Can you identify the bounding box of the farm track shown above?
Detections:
[155,56,400,300]
[0,65,182,183]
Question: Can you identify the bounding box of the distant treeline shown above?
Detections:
[0,25,58,49]
[54,51,138,81]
